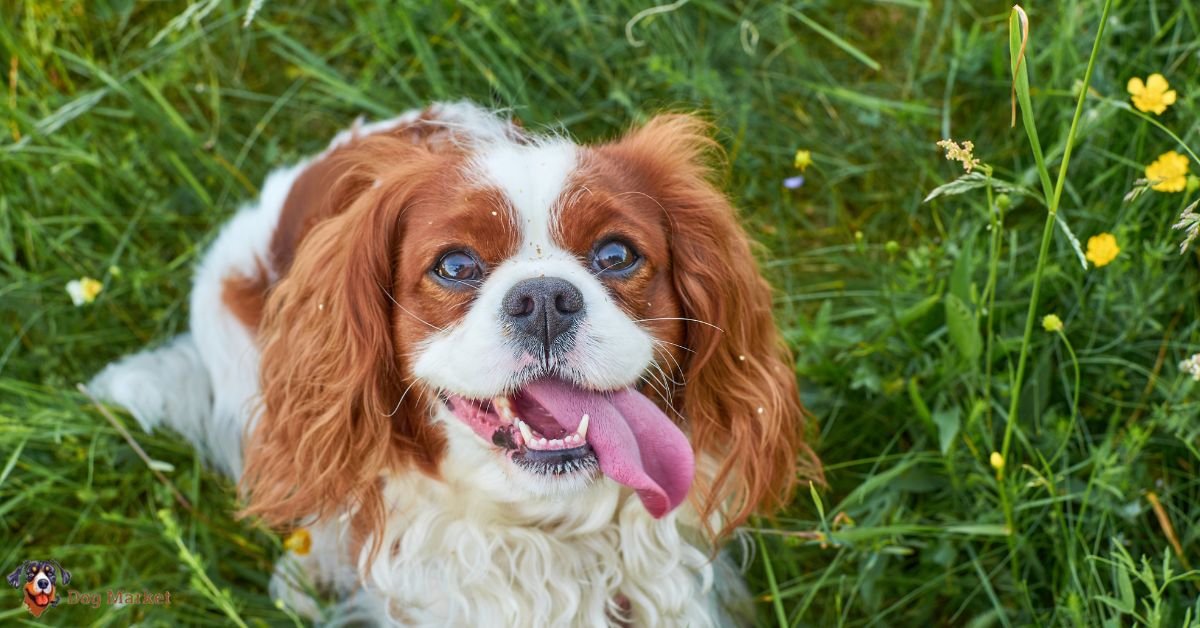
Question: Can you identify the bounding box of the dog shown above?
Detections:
[90,101,821,626]
[7,560,70,618]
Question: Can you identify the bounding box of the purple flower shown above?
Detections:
[783,175,805,189]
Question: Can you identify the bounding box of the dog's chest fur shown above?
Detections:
[285,424,730,627]
[372,485,716,626]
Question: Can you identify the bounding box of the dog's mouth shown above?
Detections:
[26,589,50,607]
[442,378,695,518]
[450,389,599,476]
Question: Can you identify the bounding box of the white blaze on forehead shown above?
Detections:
[471,139,577,254]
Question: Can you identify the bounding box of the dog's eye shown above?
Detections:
[433,250,483,284]
[592,240,639,275]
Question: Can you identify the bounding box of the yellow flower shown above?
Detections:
[936,139,980,173]
[1145,151,1190,192]
[1085,233,1120,268]
[66,277,102,306]
[1126,73,1177,115]
[283,528,312,555]
[989,452,1005,471]
[793,149,813,172]
[1042,314,1063,333]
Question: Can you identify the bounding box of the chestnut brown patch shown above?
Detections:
[220,260,269,331]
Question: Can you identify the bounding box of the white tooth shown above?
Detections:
[517,420,534,445]
[550,438,563,449]
[577,414,590,440]
[538,437,548,448]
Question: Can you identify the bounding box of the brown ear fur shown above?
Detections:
[602,115,823,538]
[240,138,448,548]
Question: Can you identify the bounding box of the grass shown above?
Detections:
[3,0,1200,625]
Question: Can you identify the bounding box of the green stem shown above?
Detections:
[1001,0,1112,467]
[982,179,1003,438]
[1110,100,1200,164]
[999,0,1113,584]
[1061,331,1080,426]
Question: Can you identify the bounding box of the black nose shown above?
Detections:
[501,277,585,357]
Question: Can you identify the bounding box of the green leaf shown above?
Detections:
[944,294,982,361]
[932,407,961,455]
[784,7,881,71]
[924,172,992,202]
[1055,214,1088,270]
[942,524,1010,537]
[1117,565,1136,613]
[897,293,942,327]
[809,481,826,523]
[922,172,1038,204]
[1094,596,1134,616]
[908,377,933,428]
[1008,6,1055,202]
[834,457,925,512]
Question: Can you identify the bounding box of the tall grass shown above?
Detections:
[2,1,1198,625]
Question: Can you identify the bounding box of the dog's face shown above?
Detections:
[243,113,819,539]
[400,139,692,510]
[8,560,67,617]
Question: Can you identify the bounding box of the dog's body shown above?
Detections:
[7,560,69,618]
[91,102,817,626]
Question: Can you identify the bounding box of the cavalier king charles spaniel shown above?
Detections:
[91,101,820,626]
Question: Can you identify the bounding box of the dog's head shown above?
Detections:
[8,560,68,616]
[241,110,821,543]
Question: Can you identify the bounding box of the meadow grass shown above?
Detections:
[2,1,1199,625]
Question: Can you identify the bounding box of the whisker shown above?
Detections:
[652,338,695,354]
[634,317,725,333]
[378,282,447,332]
[649,361,679,399]
[649,340,686,385]
[657,357,685,389]
[445,277,484,289]
[614,190,665,212]
[638,372,686,423]
[386,378,421,416]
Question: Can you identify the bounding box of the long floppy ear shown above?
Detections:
[240,138,447,543]
[48,560,69,586]
[603,115,822,538]
[6,561,26,588]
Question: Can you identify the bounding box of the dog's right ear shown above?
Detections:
[49,560,70,586]
[5,561,26,588]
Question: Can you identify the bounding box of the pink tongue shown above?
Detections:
[522,379,694,518]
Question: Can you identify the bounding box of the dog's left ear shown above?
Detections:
[49,560,69,586]
[5,561,26,588]
[598,114,823,538]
